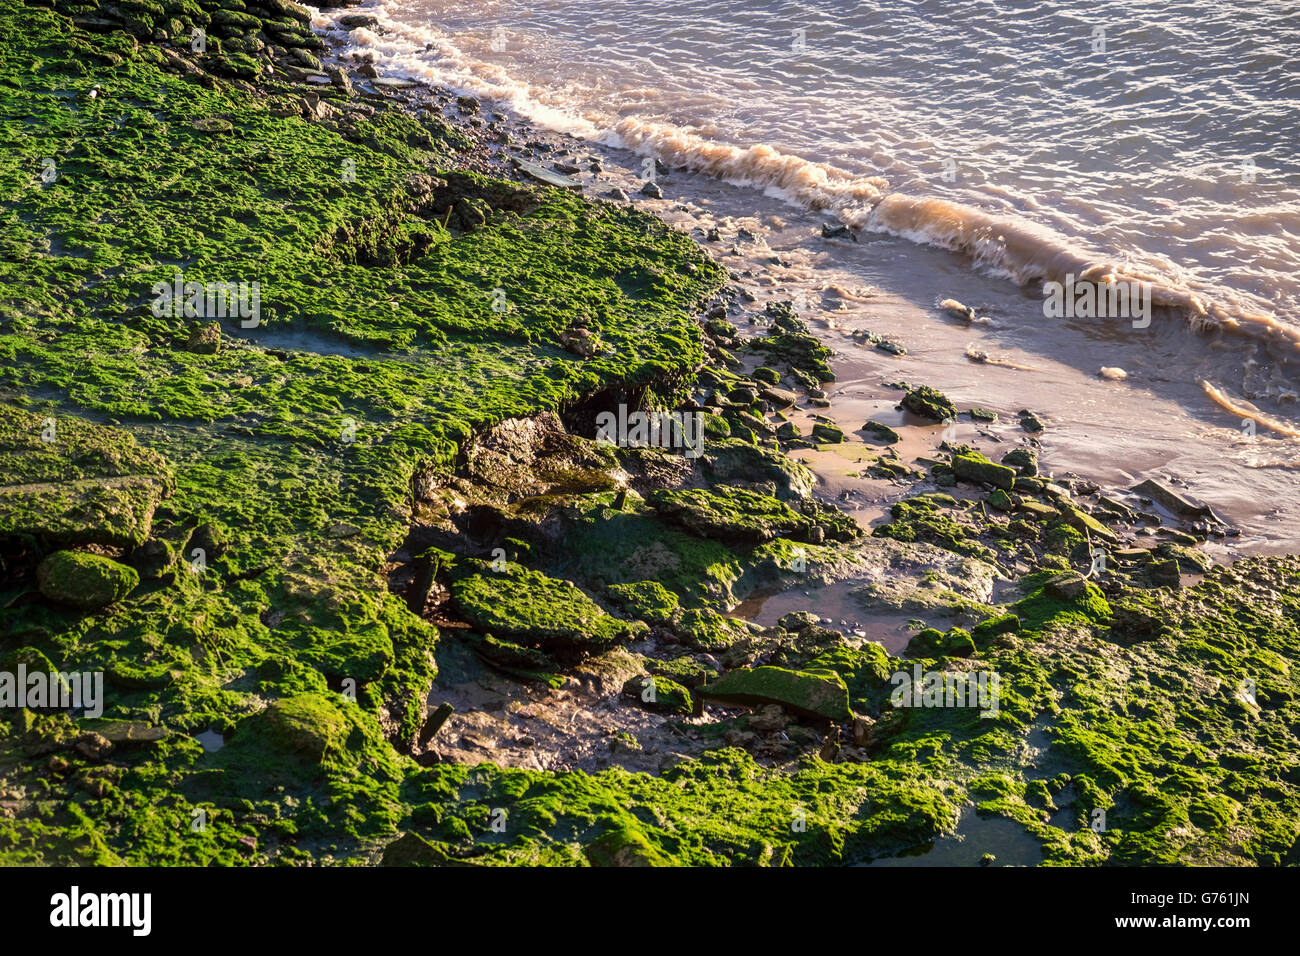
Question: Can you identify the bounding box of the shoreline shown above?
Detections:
[2,0,1299,869]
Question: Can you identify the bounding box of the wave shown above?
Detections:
[322,3,1299,358]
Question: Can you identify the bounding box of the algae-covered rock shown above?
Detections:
[1001,447,1039,477]
[699,439,815,499]
[252,694,348,762]
[811,422,845,443]
[621,674,694,715]
[902,385,957,421]
[674,607,750,651]
[701,665,852,721]
[648,485,809,543]
[952,453,1016,491]
[0,406,172,548]
[585,825,669,867]
[606,579,679,625]
[36,551,138,610]
[450,562,642,653]
[382,832,476,866]
[863,420,901,444]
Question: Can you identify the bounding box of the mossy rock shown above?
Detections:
[621,674,694,715]
[701,665,852,721]
[673,607,750,651]
[381,832,476,866]
[450,561,642,653]
[811,422,845,443]
[606,579,679,626]
[862,420,901,444]
[902,385,956,421]
[248,693,348,762]
[648,485,809,543]
[585,825,669,867]
[36,551,139,610]
[952,452,1015,490]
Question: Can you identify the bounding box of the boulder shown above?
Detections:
[952,453,1016,491]
[37,551,138,610]
[701,666,852,721]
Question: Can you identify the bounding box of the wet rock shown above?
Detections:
[606,187,629,201]
[1001,447,1038,477]
[952,453,1016,491]
[776,420,801,440]
[456,95,479,113]
[760,387,797,409]
[1130,478,1218,521]
[338,14,379,29]
[705,227,721,242]
[37,551,138,610]
[811,422,845,443]
[326,65,353,95]
[702,665,852,721]
[862,420,901,444]
[1018,409,1045,432]
[639,180,663,199]
[902,385,957,421]
[648,485,809,544]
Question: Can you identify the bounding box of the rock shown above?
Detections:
[1130,478,1218,521]
[811,422,845,443]
[73,733,112,762]
[939,298,976,322]
[450,561,642,654]
[1043,571,1088,600]
[862,420,901,444]
[37,551,138,610]
[357,62,379,79]
[1001,447,1038,476]
[705,227,721,242]
[326,65,352,95]
[418,702,454,745]
[1018,409,1045,432]
[1058,503,1119,543]
[456,95,479,113]
[952,454,1016,490]
[639,180,663,199]
[902,385,957,421]
[184,321,221,355]
[821,222,849,239]
[760,387,797,409]
[128,538,176,580]
[647,485,809,543]
[621,675,694,715]
[338,14,379,29]
[749,703,788,733]
[606,187,629,201]
[701,666,852,721]
[252,694,348,762]
[191,117,233,135]
[585,826,669,867]
[382,832,474,866]
[552,161,580,175]
[1149,558,1182,588]
[986,488,1014,511]
[776,421,801,440]
[728,385,758,405]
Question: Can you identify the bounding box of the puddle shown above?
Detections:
[863,806,1043,867]
[734,579,919,654]
[196,729,225,752]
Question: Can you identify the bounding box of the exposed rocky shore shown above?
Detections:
[1,0,1298,867]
